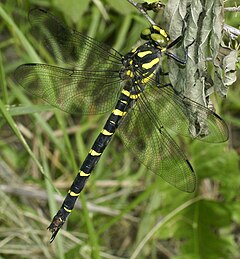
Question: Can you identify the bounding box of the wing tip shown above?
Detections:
[29,7,47,15]
[185,159,197,193]
[186,159,194,172]
[14,64,36,85]
[28,7,49,25]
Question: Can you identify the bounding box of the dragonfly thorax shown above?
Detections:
[120,43,161,87]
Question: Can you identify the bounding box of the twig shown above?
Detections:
[224,6,240,12]
[223,24,240,39]
[0,184,138,222]
[127,1,240,42]
[127,0,156,25]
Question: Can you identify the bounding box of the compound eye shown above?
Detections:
[141,28,151,40]
[150,33,168,48]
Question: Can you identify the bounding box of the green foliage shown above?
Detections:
[0,0,239,258]
[54,0,91,23]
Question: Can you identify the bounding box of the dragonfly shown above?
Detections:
[14,8,229,242]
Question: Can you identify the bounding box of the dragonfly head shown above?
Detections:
[141,25,170,51]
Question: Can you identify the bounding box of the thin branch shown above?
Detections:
[223,24,240,39]
[127,0,240,42]
[224,6,240,12]
[0,184,138,222]
[127,0,156,25]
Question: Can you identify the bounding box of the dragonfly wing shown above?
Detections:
[28,8,122,69]
[118,94,196,193]
[14,63,122,114]
[143,81,229,143]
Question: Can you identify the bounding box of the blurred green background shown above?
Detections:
[0,0,239,258]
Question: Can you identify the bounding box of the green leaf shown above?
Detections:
[164,0,235,141]
[214,48,238,96]
[53,0,90,23]
[174,200,235,258]
[104,0,136,15]
[191,141,240,201]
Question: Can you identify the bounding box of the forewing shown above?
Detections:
[14,64,122,114]
[144,81,229,143]
[28,8,122,69]
[118,95,196,193]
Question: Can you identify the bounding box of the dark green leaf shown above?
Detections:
[53,0,90,23]
[105,0,136,15]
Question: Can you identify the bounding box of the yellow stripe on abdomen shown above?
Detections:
[101,129,113,136]
[112,109,126,116]
[120,100,128,104]
[64,207,72,213]
[130,93,140,99]
[89,149,101,156]
[122,89,130,97]
[68,190,80,197]
[79,170,90,176]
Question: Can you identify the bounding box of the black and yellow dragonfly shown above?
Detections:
[14,8,229,242]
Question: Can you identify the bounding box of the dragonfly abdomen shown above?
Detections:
[48,86,138,240]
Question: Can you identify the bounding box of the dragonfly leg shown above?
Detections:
[165,39,195,64]
[155,66,171,88]
[165,11,195,64]
[166,35,183,50]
